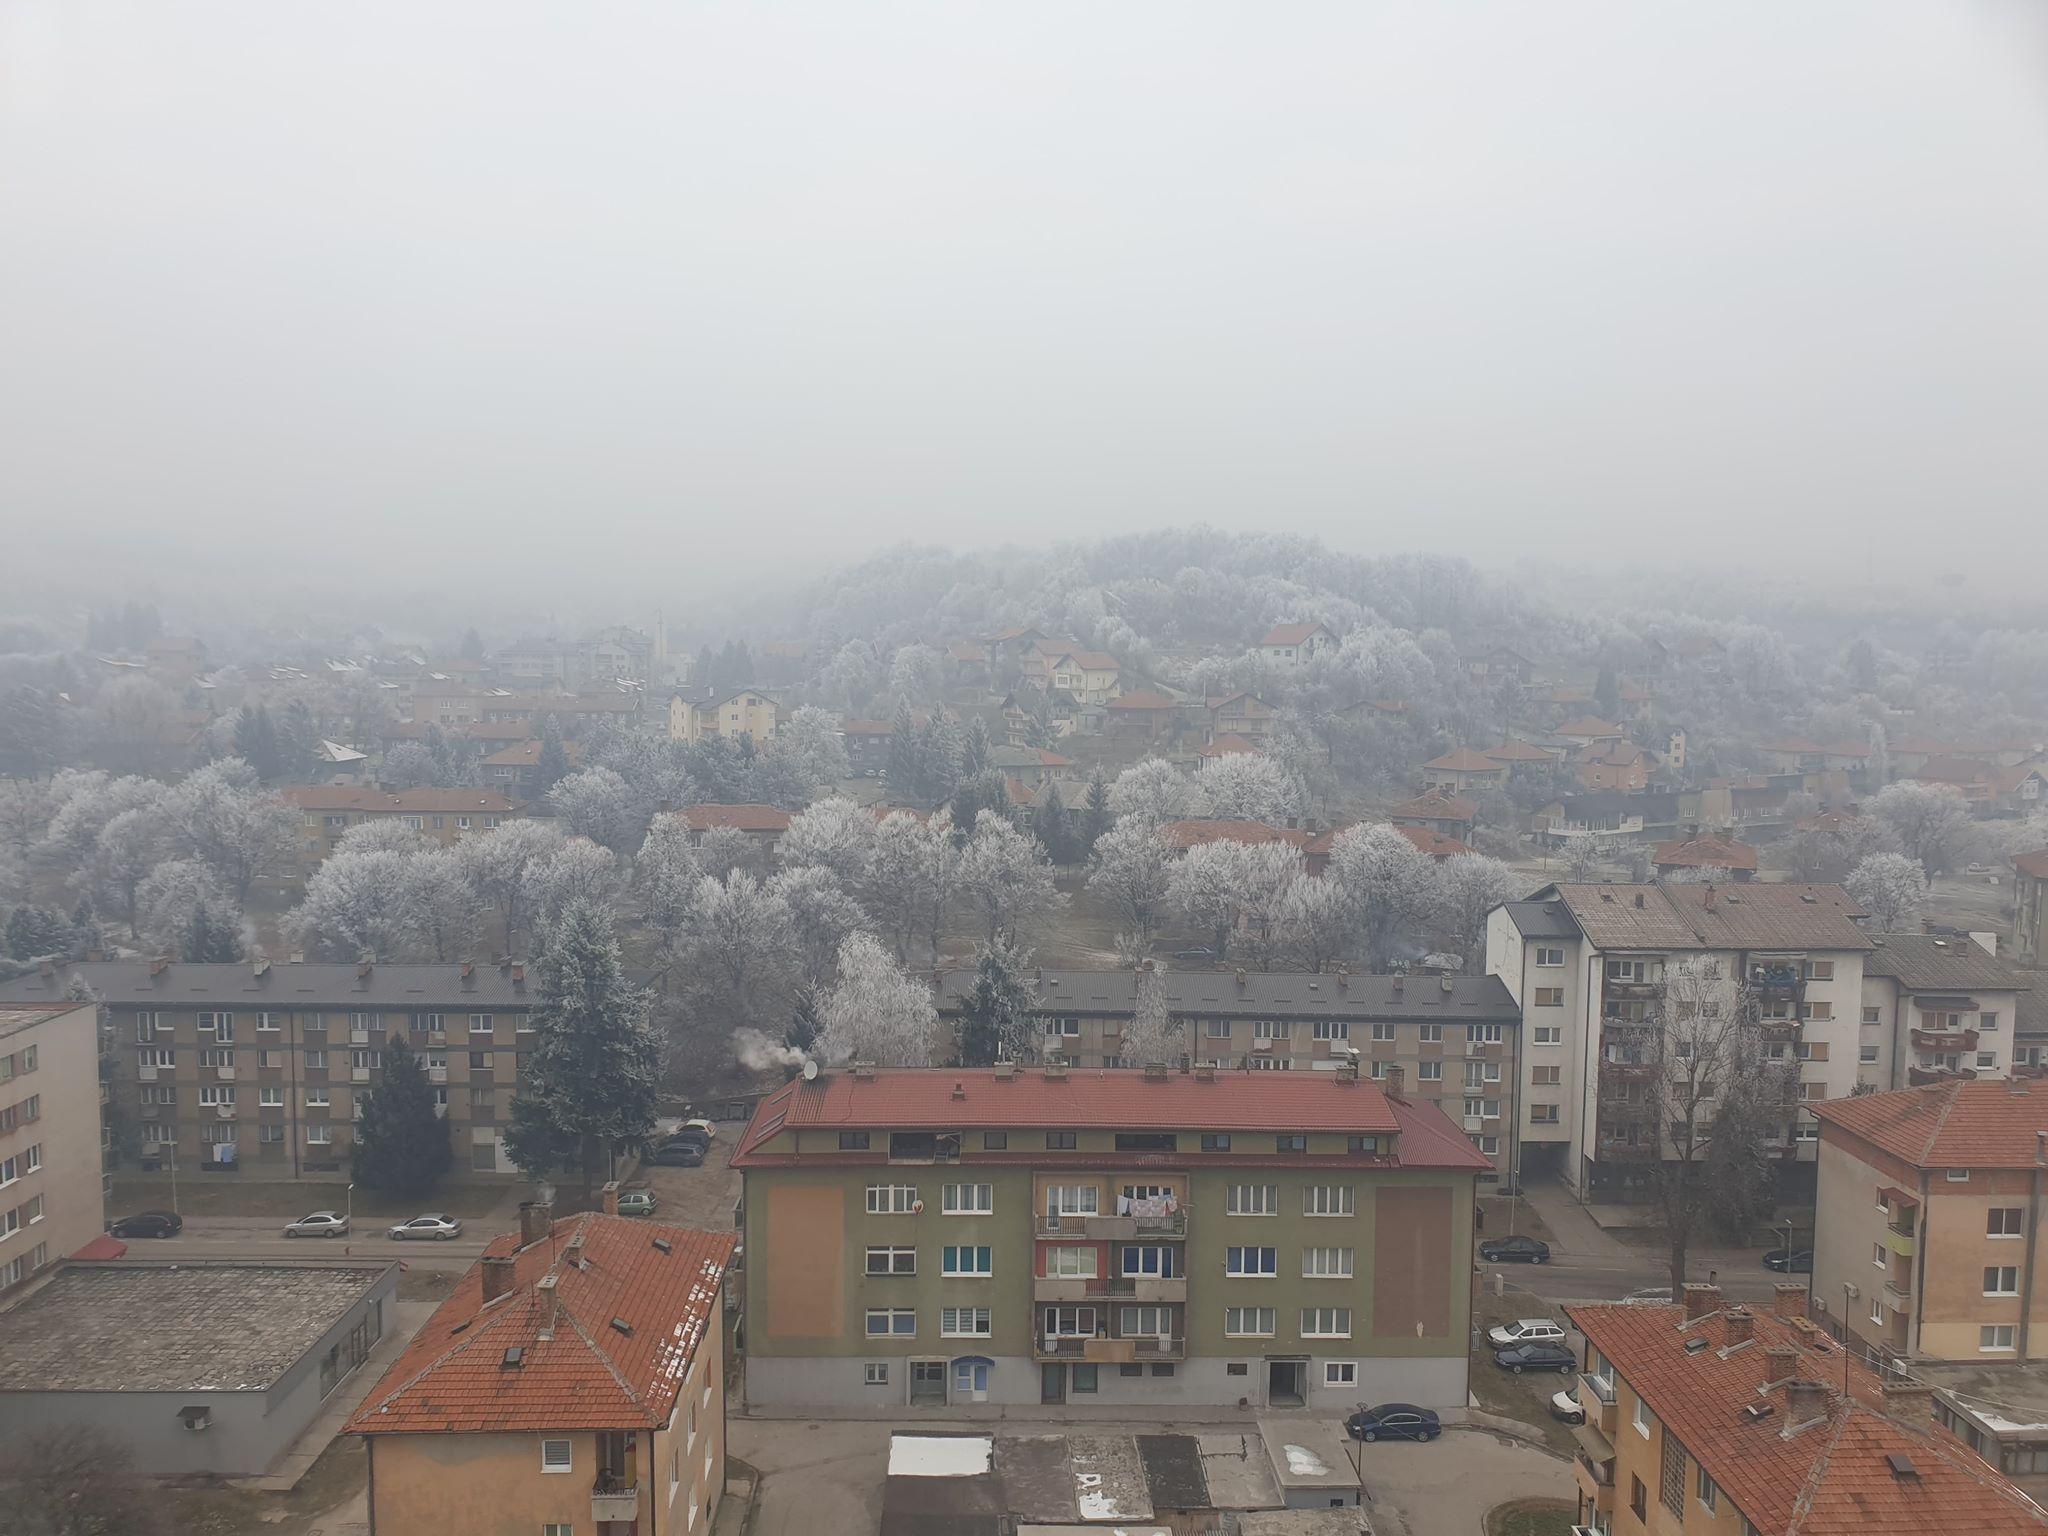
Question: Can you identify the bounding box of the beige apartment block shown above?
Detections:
[0,1003,106,1295]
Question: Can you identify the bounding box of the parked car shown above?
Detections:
[1488,1318,1568,1349]
[1762,1248,1813,1273]
[109,1210,182,1239]
[1345,1403,1440,1442]
[387,1214,462,1241]
[616,1189,658,1217]
[1549,1388,1587,1424]
[1478,1234,1551,1265]
[1495,1343,1577,1375]
[283,1211,351,1239]
[1172,947,1217,962]
[677,1117,717,1142]
[647,1140,706,1167]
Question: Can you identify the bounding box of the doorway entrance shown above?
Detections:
[1041,1363,1067,1404]
[909,1360,947,1406]
[952,1357,992,1403]
[1267,1358,1307,1407]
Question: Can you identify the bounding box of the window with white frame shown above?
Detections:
[306,1125,332,1144]
[942,1183,993,1214]
[1302,1246,1353,1278]
[1312,1020,1349,1040]
[864,1363,889,1385]
[1301,1307,1351,1337]
[1224,1307,1275,1337]
[1986,1266,2020,1296]
[1633,1395,1655,1438]
[1535,946,1565,967]
[865,1309,916,1336]
[1418,1060,1443,1080]
[1119,1304,1174,1338]
[1533,1024,1562,1045]
[942,1245,992,1277]
[1255,1020,1290,1041]
[1042,1306,1096,1337]
[1983,1325,2017,1352]
[1418,1022,1443,1042]
[540,1439,572,1473]
[865,1246,916,1275]
[1225,1245,1277,1276]
[1697,1464,1719,1514]
[867,1184,918,1214]
[1325,1361,1357,1386]
[1042,1016,1080,1036]
[1227,1184,1278,1215]
[941,1307,992,1337]
[1991,1207,2024,1237]
[1045,1245,1097,1278]
[1470,1023,1504,1044]
[1370,1022,1396,1042]
[1044,1185,1098,1217]
[1870,1297,1886,1326]
[1303,1185,1354,1216]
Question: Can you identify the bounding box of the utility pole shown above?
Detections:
[1841,1283,1859,1396]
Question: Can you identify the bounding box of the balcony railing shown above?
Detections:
[1881,1224,1916,1259]
[1603,979,1664,999]
[1908,1066,1978,1086]
[590,1480,639,1523]
[1595,1140,1655,1161]
[1911,1027,1978,1053]
[1883,1278,1912,1310]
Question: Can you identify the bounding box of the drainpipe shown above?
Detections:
[1912,1169,1931,1356]
[2023,1133,2046,1359]
[1889,984,1904,1093]
[646,1427,657,1536]
[289,1010,302,1179]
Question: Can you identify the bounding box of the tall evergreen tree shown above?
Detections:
[1081,769,1113,855]
[352,1036,453,1194]
[506,901,658,1199]
[959,715,992,780]
[4,905,72,961]
[957,940,1034,1066]
[885,701,919,802]
[1593,666,1621,721]
[277,698,318,781]
[182,901,243,962]
[1035,784,1074,865]
[460,626,485,660]
[534,714,571,797]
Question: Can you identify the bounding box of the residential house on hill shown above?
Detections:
[1104,690,1180,743]
[1045,650,1122,705]
[1481,739,1559,771]
[1576,738,1657,793]
[841,717,894,777]
[1389,792,1477,839]
[677,804,793,858]
[1392,824,1472,861]
[1196,734,1262,769]
[1418,748,1508,796]
[1205,692,1278,742]
[1529,791,1683,848]
[1652,834,1758,881]
[346,1199,737,1536]
[480,737,580,796]
[669,688,781,746]
[1553,715,1626,747]
[280,787,519,868]
[1257,622,1336,667]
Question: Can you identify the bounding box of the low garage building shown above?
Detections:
[0,1259,397,1475]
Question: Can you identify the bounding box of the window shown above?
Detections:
[468,1050,492,1071]
[1630,1475,1648,1521]
[865,1309,916,1336]
[1325,1361,1357,1386]
[864,1363,889,1385]
[1042,1306,1096,1337]
[540,1439,572,1473]
[1948,1169,1971,1183]
[1532,987,1564,1007]
[1301,1307,1351,1338]
[1982,1325,2017,1353]
[982,1132,1007,1150]
[865,1247,916,1276]
[1532,1065,1561,1085]
[1312,1021,1349,1041]
[1252,1019,1292,1042]
[1860,1044,1880,1064]
[1275,1134,1307,1153]
[1044,1185,1098,1218]
[1862,1005,1882,1025]
[1633,1395,1655,1438]
[305,1049,326,1069]
[1696,1464,1719,1514]
[941,1307,992,1337]
[1224,1307,1276,1336]
[1870,1297,1886,1326]
[866,1184,917,1214]
[1043,1015,1079,1036]
[545,1526,572,1536]
[1983,1012,2001,1032]
[1873,1243,1888,1269]
[306,1088,330,1107]
[1470,1024,1504,1044]
[1980,1052,1998,1069]
[1227,1184,1278,1215]
[1414,1060,1441,1081]
[1535,946,1565,967]
[1071,1364,1098,1394]
[1200,1133,1232,1151]
[1120,1245,1175,1277]
[1412,1022,1440,1045]
[1369,1022,1395,1042]
[1534,1025,1564,1046]
[1347,1135,1381,1154]
[1304,1185,1354,1216]
[1225,1246,1277,1276]
[1804,959,1834,982]
[1986,1266,2020,1296]
[942,1183,993,1215]
[1991,1207,2024,1237]
[1530,1104,1560,1125]
[306,1125,332,1144]
[1046,1245,1097,1278]
[1303,1246,1354,1278]
[1250,1056,1294,1072]
[1206,1018,1232,1038]
[839,1132,870,1150]
[1120,1304,1173,1337]
[1475,1134,1500,1154]
[1046,1131,1077,1150]
[1800,1001,1833,1021]
[942,1245,992,1277]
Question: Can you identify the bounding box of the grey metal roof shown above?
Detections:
[1502,900,1581,940]
[0,961,538,1010]
[0,1262,393,1392]
[933,967,1520,1022]
[1541,882,1873,953]
[1863,935,2034,993]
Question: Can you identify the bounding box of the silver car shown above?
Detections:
[387,1214,462,1241]
[283,1211,351,1238]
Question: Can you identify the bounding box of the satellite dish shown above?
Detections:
[801,1059,819,1081]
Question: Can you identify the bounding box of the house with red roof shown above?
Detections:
[347,1198,737,1536]
[677,803,794,860]
[732,1063,1490,1411]
[1651,833,1758,880]
[1389,790,1478,838]
[1419,747,1508,795]
[1257,621,1336,667]
[1204,691,1278,741]
[1103,688,1181,743]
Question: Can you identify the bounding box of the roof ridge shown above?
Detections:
[1921,1079,1964,1164]
[561,1298,660,1425]
[1781,1397,1851,1535]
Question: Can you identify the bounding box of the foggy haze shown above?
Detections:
[3,1,2046,612]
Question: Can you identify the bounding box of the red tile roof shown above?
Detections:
[1260,622,1328,647]
[1394,825,1472,860]
[1052,649,1120,670]
[1913,755,1994,786]
[1205,692,1275,712]
[1554,715,1624,738]
[1161,819,1310,851]
[1569,1300,2048,1536]
[1653,834,1759,872]
[731,1067,1489,1172]
[2014,849,2048,881]
[1389,791,1478,824]
[1105,689,1179,711]
[347,1212,734,1435]
[678,803,794,833]
[480,739,585,768]
[1482,740,1556,764]
[1197,734,1262,759]
[281,787,520,814]
[1810,1079,2048,1170]
[1421,748,1504,773]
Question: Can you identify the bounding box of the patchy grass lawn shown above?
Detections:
[1478,1193,1556,1250]
[1486,1497,1578,1536]
[167,1438,367,1536]
[1469,1291,1581,1457]
[399,1266,461,1304]
[110,1177,509,1220]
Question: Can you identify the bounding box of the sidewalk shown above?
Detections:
[1519,1177,1632,1263]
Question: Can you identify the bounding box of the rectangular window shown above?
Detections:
[982,1132,1007,1150]
[1045,1245,1098,1278]
[942,1183,993,1214]
[306,1125,332,1144]
[1119,1304,1173,1337]
[305,1049,326,1069]
[1697,1464,1719,1514]
[1860,1044,1880,1064]
[1044,1185,1099,1218]
[1532,987,1564,1007]
[1369,1022,1395,1042]
[1532,1065,1561,1085]
[1302,1246,1354,1278]
[1200,1133,1232,1151]
[540,1439,572,1473]
[864,1363,889,1385]
[1046,1131,1077,1150]
[1871,1296,1887,1326]
[1630,1476,1647,1521]
[1225,1246,1277,1277]
[1417,1060,1443,1081]
[942,1245,992,1277]
[1226,1184,1278,1216]
[864,1246,916,1276]
[1274,1134,1307,1153]
[1470,1024,1503,1044]
[1418,1022,1442,1043]
[866,1184,917,1214]
[1224,1307,1276,1337]
[1042,1306,1097,1337]
[865,1309,916,1337]
[1312,1021,1349,1040]
[1255,1020,1292,1041]
[1803,959,1834,982]
[1071,1364,1098,1394]
[1986,1266,2020,1296]
[1303,1185,1354,1216]
[1119,1245,1175,1278]
[1347,1135,1381,1154]
[1042,1016,1080,1036]
[839,1131,870,1150]
[940,1307,992,1337]
[1862,1005,1882,1025]
[1301,1307,1351,1338]
[1325,1361,1357,1386]
[1991,1208,2024,1237]
[1533,1025,1561,1045]
[1530,1104,1560,1124]
[1983,1325,2017,1353]
[1535,946,1565,967]
[306,1089,330,1107]
[1982,1012,2001,1032]
[1206,1018,1232,1038]
[1634,1395,1655,1438]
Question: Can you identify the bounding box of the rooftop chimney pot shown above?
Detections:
[1772,1283,1808,1320]
[1682,1282,1722,1321]
[601,1181,619,1217]
[518,1200,554,1249]
[480,1254,517,1304]
[1784,1379,1831,1430]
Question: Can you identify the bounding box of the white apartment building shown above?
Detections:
[0,1003,106,1295]
[1486,882,1875,1201]
[1858,932,2033,1090]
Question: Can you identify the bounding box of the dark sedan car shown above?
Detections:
[1763,1248,1813,1273]
[109,1210,183,1239]
[647,1140,707,1167]
[1495,1343,1578,1375]
[1346,1403,1441,1442]
[1478,1234,1551,1265]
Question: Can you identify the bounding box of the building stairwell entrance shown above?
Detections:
[1267,1358,1307,1407]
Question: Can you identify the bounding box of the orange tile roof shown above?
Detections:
[1260,622,1328,647]
[1810,1079,2048,1170]
[480,739,584,768]
[678,803,794,833]
[281,787,520,814]
[1554,714,1624,738]
[2014,849,2048,881]
[1393,825,1471,860]
[1482,740,1557,764]
[1569,1301,2048,1536]
[1653,834,1759,872]
[1389,791,1478,824]
[347,1213,734,1435]
[1105,689,1179,710]
[1422,747,1505,772]
[1197,734,1261,759]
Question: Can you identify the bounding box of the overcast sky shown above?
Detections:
[3,2,2045,613]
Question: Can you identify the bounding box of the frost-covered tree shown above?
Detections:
[816,931,940,1066]
[162,759,297,900]
[290,849,415,960]
[1430,853,1524,972]
[767,864,867,992]
[334,818,432,856]
[1275,875,1352,972]
[691,824,757,882]
[677,871,794,1032]
[1865,781,1976,875]
[767,705,851,796]
[182,901,244,962]
[957,811,1063,944]
[820,639,881,712]
[136,858,240,956]
[39,772,161,871]
[1847,852,1930,932]
[634,813,702,938]
[1233,842,1310,970]
[505,900,657,1199]
[1122,962,1183,1066]
[868,809,959,963]
[376,741,437,791]
[533,714,571,797]
[1108,758,1195,829]
[4,905,73,961]
[1167,839,1302,961]
[455,818,564,952]
[956,938,1036,1066]
[87,807,169,939]
[780,797,880,888]
[548,767,638,853]
[399,851,481,962]
[886,642,947,712]
[1194,753,1302,825]
[526,838,622,927]
[1326,823,1435,964]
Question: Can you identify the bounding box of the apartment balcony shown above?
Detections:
[1748,964,1805,997]
[1577,1373,1617,1437]
[1598,1058,1653,1086]
[1880,1224,1916,1259]
[1032,1275,1186,1305]
[1603,979,1664,1000]
[213,1104,235,1119]
[1883,1278,1912,1310]
[1912,1027,1978,1053]
[213,1065,236,1082]
[138,1065,159,1083]
[590,1481,640,1524]
[1572,1434,1616,1516]
[350,1068,371,1083]
[1595,1139,1655,1162]
[1908,1066,1978,1086]
[1035,1210,1186,1241]
[1033,1335,1182,1363]
[427,1067,448,1084]
[1758,1019,1803,1043]
[140,1103,160,1119]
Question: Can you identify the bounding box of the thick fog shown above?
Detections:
[3,1,2046,612]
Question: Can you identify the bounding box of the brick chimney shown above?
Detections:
[518,1200,554,1249]
[1723,1308,1754,1346]
[480,1254,517,1303]
[1764,1345,1799,1381]
[1682,1283,1722,1321]
[1772,1283,1808,1320]
[1383,1064,1406,1098]
[1882,1383,1936,1424]
[601,1180,619,1217]
[1784,1379,1831,1430]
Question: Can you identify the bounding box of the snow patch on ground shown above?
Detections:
[888,1435,992,1477]
[1282,1443,1330,1478]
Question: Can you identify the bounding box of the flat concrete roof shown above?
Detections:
[1258,1420,1362,1492]
[1197,1432,1285,1509]
[1911,1360,2048,1434]
[1239,1512,1375,1535]
[0,1262,393,1393]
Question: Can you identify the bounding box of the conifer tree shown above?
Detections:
[352,1036,452,1194]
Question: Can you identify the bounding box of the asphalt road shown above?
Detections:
[1487,1252,1799,1304]
[108,1214,494,1267]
